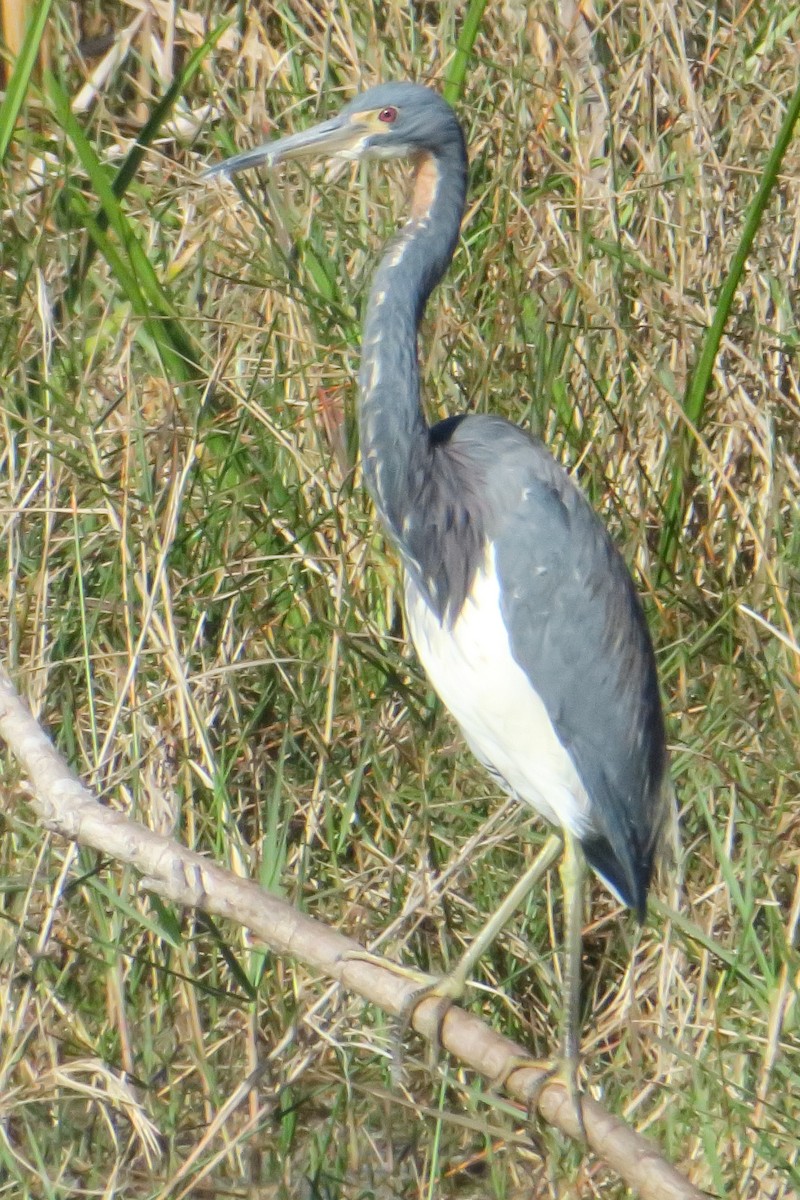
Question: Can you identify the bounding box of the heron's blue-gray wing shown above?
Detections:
[478,425,667,914]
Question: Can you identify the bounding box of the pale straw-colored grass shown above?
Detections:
[0,0,797,1195]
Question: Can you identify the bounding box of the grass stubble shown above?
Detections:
[0,0,798,1196]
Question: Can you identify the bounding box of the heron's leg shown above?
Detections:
[515,829,587,1137]
[559,829,585,1072]
[400,833,563,1037]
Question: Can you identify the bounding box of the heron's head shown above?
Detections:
[203,82,464,181]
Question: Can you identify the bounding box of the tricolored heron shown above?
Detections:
[204,82,668,1113]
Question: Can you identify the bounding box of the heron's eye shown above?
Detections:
[378,106,398,124]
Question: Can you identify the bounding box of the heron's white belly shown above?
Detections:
[404,553,591,838]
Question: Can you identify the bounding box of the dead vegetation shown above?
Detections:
[0,1,798,1196]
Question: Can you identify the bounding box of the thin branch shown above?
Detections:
[0,664,704,1200]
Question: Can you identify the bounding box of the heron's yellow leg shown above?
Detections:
[489,832,587,1141]
[514,831,586,1138]
[399,833,563,1039]
[345,828,587,1137]
[341,952,436,988]
[560,830,585,1068]
[556,829,587,1135]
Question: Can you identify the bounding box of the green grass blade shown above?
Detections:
[68,193,190,379]
[0,0,53,164]
[46,71,201,382]
[657,76,800,578]
[68,18,233,299]
[443,0,488,105]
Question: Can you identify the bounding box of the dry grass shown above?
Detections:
[1,0,798,1196]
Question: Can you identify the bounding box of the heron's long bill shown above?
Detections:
[202,114,370,181]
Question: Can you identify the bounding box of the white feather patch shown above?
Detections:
[404,547,591,838]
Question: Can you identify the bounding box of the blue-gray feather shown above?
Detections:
[395,414,666,913]
[483,426,666,914]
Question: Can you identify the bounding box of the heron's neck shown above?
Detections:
[359,142,467,542]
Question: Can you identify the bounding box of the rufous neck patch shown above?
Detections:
[411,152,440,220]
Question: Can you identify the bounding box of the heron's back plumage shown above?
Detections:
[404,415,667,915]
